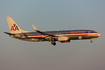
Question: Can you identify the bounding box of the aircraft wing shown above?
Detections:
[32,24,58,40]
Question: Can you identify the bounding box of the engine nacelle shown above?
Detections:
[58,36,69,42]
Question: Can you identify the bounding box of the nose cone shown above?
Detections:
[98,33,101,37]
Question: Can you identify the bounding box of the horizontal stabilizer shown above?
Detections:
[4,32,16,35]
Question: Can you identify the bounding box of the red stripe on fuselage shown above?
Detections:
[22,33,98,39]
[58,33,98,37]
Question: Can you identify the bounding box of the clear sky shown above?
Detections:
[0,0,105,70]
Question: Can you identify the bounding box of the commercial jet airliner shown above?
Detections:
[4,16,101,45]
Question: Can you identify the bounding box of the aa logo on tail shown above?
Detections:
[10,24,19,31]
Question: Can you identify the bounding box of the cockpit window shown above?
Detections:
[93,31,97,33]
[88,30,97,33]
[90,30,97,33]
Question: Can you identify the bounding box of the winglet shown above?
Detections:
[32,24,57,37]
[32,24,38,31]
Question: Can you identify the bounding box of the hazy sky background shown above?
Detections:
[0,0,105,70]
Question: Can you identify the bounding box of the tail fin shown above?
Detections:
[6,16,29,34]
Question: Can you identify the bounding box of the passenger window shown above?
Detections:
[88,31,91,33]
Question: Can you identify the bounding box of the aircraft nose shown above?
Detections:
[98,33,101,37]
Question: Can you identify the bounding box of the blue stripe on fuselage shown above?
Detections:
[18,30,97,37]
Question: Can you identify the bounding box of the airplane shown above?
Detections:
[4,16,101,46]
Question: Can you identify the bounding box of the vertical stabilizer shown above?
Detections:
[6,16,29,34]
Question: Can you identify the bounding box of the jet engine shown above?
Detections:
[58,36,70,42]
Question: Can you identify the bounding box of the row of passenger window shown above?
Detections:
[19,31,97,36]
